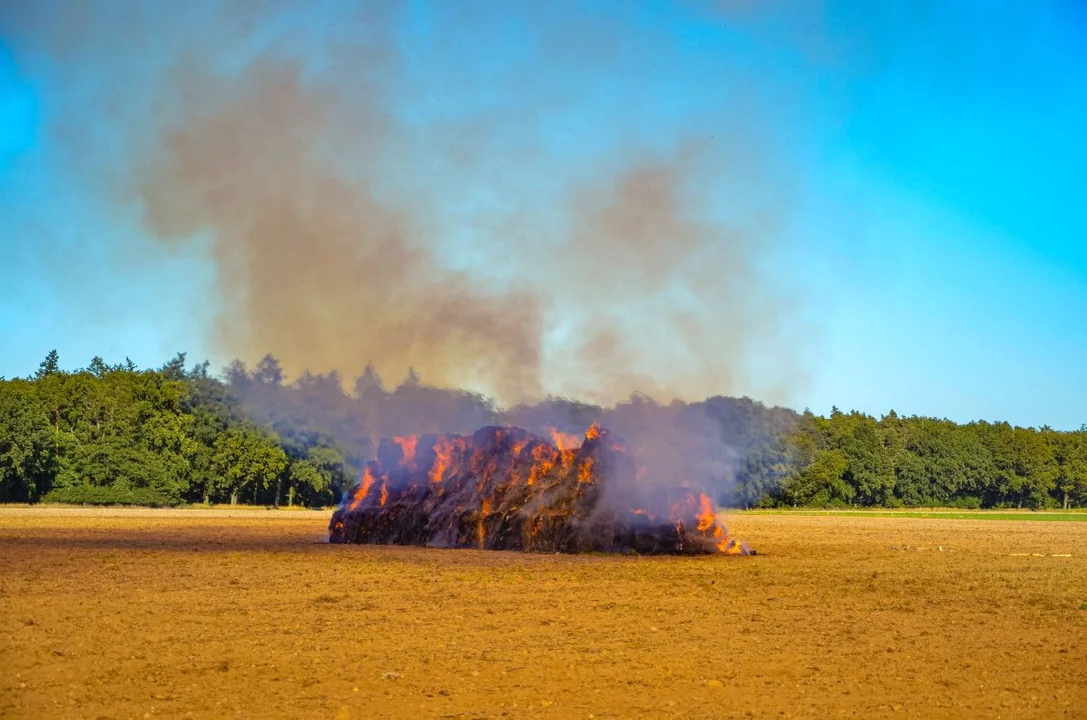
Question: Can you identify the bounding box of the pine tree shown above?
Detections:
[34,350,60,379]
[88,356,109,377]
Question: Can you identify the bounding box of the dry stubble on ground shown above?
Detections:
[1,508,1085,719]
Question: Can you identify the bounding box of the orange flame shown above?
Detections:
[393,435,418,468]
[693,492,745,554]
[336,425,751,556]
[478,498,491,548]
[696,493,715,532]
[507,439,530,487]
[559,448,577,468]
[718,538,746,555]
[550,429,581,451]
[527,443,556,485]
[429,437,464,484]
[349,466,377,511]
[577,457,595,484]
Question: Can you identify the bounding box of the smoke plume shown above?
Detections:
[2,0,809,408]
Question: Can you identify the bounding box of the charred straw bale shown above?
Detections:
[329,425,752,556]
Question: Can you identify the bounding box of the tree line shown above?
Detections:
[0,350,1084,509]
[738,408,1087,509]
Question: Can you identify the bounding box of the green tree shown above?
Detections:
[285,446,346,506]
[781,447,852,506]
[4,347,1084,511]
[0,380,54,501]
[35,350,60,380]
[839,414,895,505]
[1051,432,1087,509]
[39,368,194,505]
[210,426,288,505]
[190,360,211,379]
[160,352,188,381]
[88,356,110,377]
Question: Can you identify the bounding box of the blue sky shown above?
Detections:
[1,0,1085,429]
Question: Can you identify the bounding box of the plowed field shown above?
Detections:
[1,508,1085,718]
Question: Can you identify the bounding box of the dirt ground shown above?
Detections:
[1,508,1085,719]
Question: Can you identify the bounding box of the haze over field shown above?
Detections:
[1,1,1086,427]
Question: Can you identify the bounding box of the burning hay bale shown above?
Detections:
[329,424,753,555]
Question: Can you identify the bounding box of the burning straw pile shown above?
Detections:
[329,424,752,555]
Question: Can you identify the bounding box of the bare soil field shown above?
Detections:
[1,508,1085,719]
